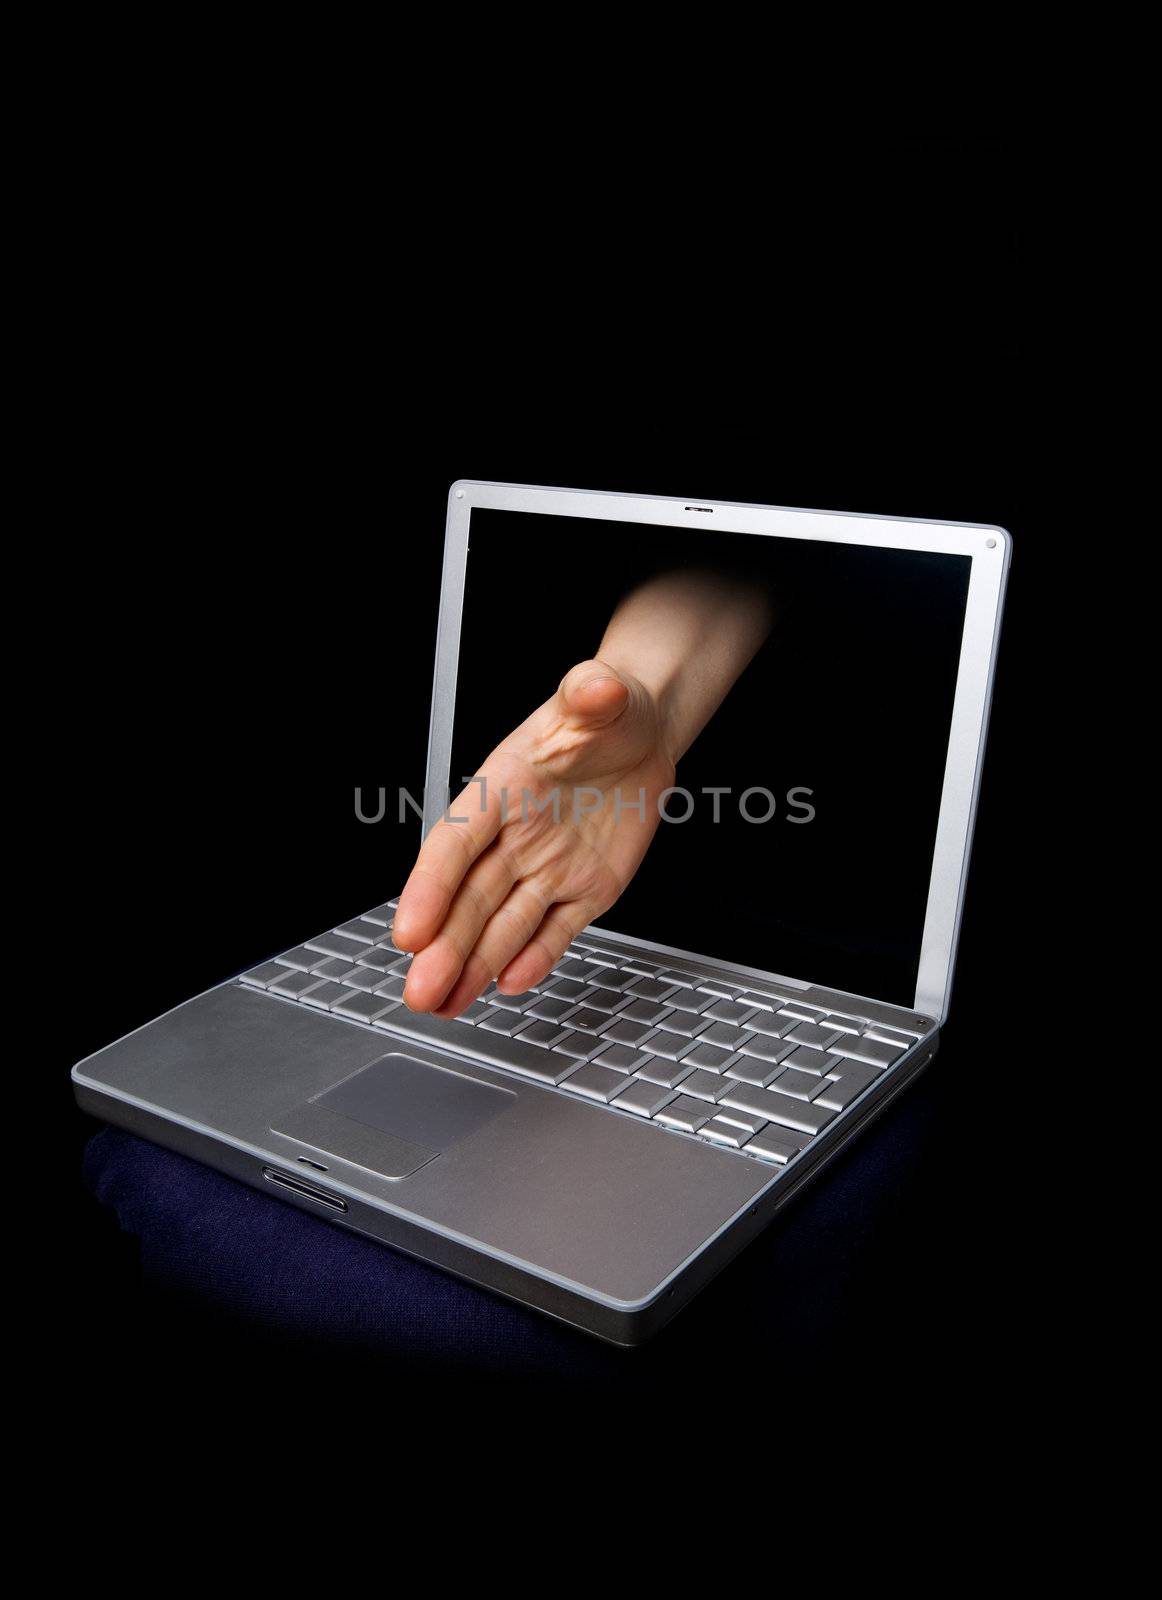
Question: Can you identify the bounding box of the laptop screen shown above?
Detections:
[449,506,972,1007]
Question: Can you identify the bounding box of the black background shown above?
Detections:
[50,140,1055,1466]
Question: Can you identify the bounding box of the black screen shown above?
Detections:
[449,507,971,1006]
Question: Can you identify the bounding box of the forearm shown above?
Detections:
[596,569,773,764]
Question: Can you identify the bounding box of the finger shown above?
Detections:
[497,899,597,995]
[429,951,492,1019]
[393,776,501,952]
[433,881,554,1015]
[559,659,630,727]
[403,846,517,1012]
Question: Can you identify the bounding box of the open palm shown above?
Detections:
[393,659,675,1015]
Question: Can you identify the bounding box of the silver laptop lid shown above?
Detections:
[424,481,1010,1024]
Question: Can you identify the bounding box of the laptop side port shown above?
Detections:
[262,1167,348,1212]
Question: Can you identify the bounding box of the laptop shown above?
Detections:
[72,481,1010,1345]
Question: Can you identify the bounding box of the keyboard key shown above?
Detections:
[821,1014,864,1034]
[333,990,398,1022]
[621,999,672,1025]
[320,953,361,979]
[342,965,387,991]
[490,990,537,1011]
[595,969,640,991]
[714,1106,766,1134]
[679,1069,733,1102]
[301,981,353,1010]
[544,978,593,1003]
[527,995,575,1022]
[719,1081,782,1121]
[610,1080,679,1118]
[602,1019,655,1046]
[737,991,778,1011]
[269,969,327,999]
[635,1057,696,1089]
[704,998,757,1026]
[724,1055,787,1087]
[699,1021,754,1051]
[375,976,407,1000]
[552,1030,605,1061]
[582,988,630,1014]
[455,1000,492,1023]
[813,1061,880,1110]
[785,1021,844,1051]
[681,1042,736,1073]
[656,1096,716,1132]
[782,1045,833,1075]
[355,945,395,970]
[665,989,716,1016]
[658,969,697,988]
[334,918,383,943]
[745,1011,796,1038]
[699,1117,753,1148]
[362,904,395,926]
[477,1010,525,1035]
[308,953,355,979]
[580,950,619,967]
[590,1043,646,1073]
[621,959,663,975]
[768,1066,824,1100]
[863,1024,915,1048]
[555,958,596,981]
[744,1127,809,1164]
[627,977,680,1002]
[563,1007,609,1033]
[514,1019,570,1047]
[305,931,367,960]
[696,980,743,998]
[738,1035,795,1065]
[276,945,329,971]
[776,1002,826,1023]
[562,1064,629,1103]
[639,1030,698,1062]
[386,956,413,976]
[829,1035,906,1068]
[655,1012,710,1039]
[240,962,286,988]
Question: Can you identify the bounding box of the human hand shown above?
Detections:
[392,659,674,1015]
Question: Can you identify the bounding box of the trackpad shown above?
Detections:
[271,1053,515,1179]
[317,1053,515,1144]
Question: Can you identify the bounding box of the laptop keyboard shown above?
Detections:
[240,901,918,1169]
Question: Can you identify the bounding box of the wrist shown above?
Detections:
[595,649,683,766]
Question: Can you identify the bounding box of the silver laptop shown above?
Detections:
[72,481,1010,1344]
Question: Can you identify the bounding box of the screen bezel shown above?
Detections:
[423,481,1010,1023]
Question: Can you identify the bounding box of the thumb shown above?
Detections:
[558,658,632,728]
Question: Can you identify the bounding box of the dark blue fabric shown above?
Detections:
[82,1075,938,1380]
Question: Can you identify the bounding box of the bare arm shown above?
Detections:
[595,568,773,764]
